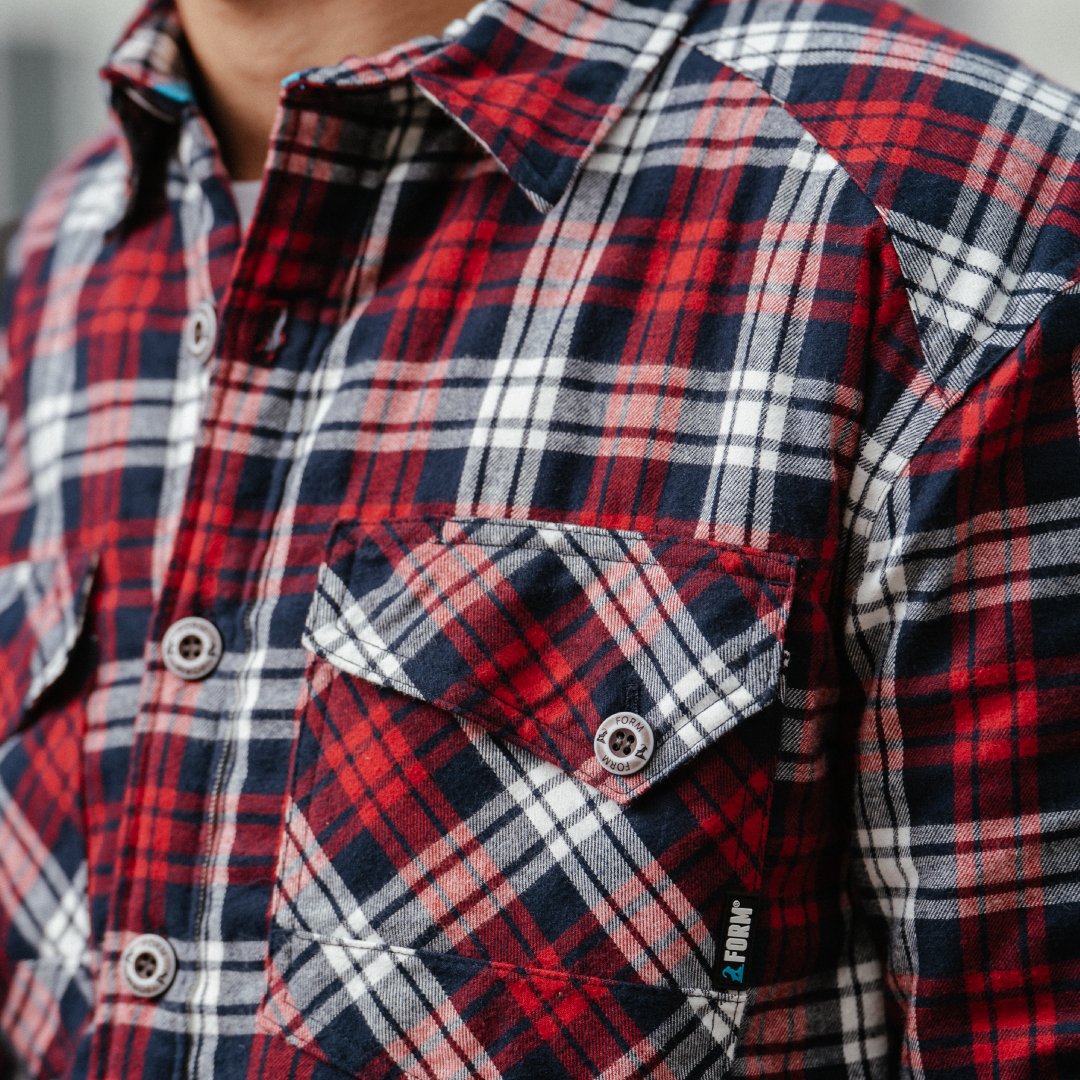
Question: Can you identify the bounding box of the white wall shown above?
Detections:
[0,0,133,219]
[1,1,1079,220]
[905,0,1080,88]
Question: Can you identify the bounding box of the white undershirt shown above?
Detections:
[232,180,261,233]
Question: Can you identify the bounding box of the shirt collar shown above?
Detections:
[101,0,705,215]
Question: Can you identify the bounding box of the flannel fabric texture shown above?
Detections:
[1,0,1079,1076]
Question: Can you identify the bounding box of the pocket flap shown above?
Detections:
[0,551,96,737]
[303,517,795,803]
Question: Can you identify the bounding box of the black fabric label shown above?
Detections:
[716,893,760,989]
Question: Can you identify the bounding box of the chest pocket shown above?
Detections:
[261,516,795,1079]
[0,552,96,742]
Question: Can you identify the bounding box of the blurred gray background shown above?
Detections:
[1,0,1079,220]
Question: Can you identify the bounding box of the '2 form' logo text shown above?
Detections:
[719,897,756,987]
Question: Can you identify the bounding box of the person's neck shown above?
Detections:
[177,0,471,180]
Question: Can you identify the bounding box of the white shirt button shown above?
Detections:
[183,301,217,363]
[121,934,178,999]
[594,711,655,775]
[162,616,223,680]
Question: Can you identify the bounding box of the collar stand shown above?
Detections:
[101,0,706,217]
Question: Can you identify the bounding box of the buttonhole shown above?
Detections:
[259,307,289,354]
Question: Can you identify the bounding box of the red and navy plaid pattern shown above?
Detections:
[2,0,1079,1076]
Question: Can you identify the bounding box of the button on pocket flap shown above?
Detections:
[0,551,96,736]
[303,517,795,803]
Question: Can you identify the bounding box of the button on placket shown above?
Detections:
[182,300,217,363]
[162,616,223,680]
[121,934,178,999]
[110,77,427,1072]
[594,711,655,776]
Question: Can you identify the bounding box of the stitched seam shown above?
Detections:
[848,281,1080,655]
[307,632,782,796]
[427,537,798,584]
[333,515,798,581]
[684,32,952,408]
[312,626,783,735]
[275,927,745,1004]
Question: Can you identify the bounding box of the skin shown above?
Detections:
[176,0,474,179]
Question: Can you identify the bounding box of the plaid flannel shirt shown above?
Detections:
[2,0,1079,1076]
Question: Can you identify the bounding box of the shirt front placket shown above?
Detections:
[91,55,441,1078]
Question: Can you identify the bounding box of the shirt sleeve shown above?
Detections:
[844,285,1080,1075]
